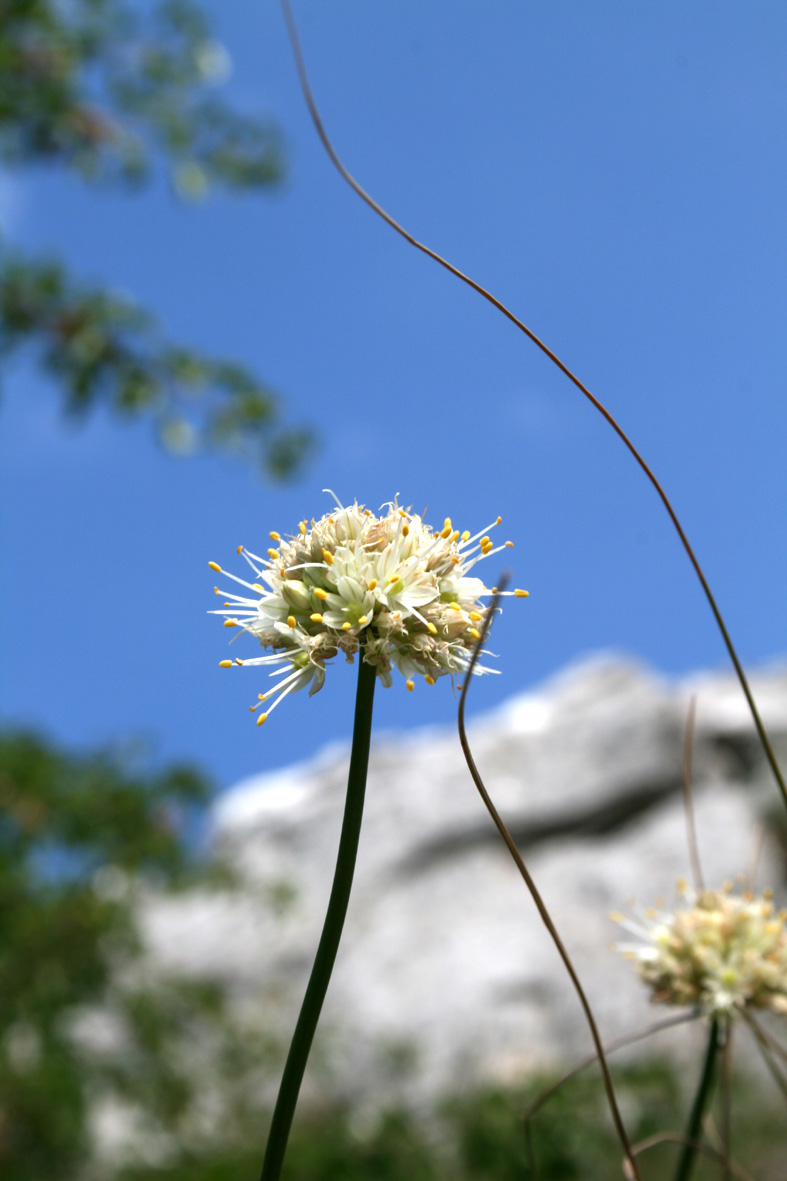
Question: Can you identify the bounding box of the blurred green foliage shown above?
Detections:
[0,0,311,477]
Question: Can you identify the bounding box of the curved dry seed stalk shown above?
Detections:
[745,1012,787,1066]
[279,0,787,815]
[455,573,642,1181]
[627,1132,758,1181]
[743,1013,787,1105]
[522,1010,698,1124]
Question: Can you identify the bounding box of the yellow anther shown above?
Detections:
[495,516,502,525]
[764,887,774,899]
[252,584,265,594]
[387,573,399,584]
[469,611,482,621]
[449,602,461,612]
[258,694,266,701]
[223,619,238,628]
[399,508,407,517]
[237,545,243,554]
[514,589,529,598]
[450,555,460,563]
[425,675,435,686]
[256,712,268,726]
[402,523,410,537]
[214,586,220,595]
[287,615,297,628]
[234,658,244,665]
[267,548,278,559]
[314,587,328,600]
[341,621,352,631]
[322,548,334,565]
[676,878,688,894]
[451,530,460,542]
[480,536,491,547]
[249,704,257,712]
[427,623,438,635]
[358,615,368,625]
[469,628,481,640]
[224,602,230,607]
[406,679,414,692]
[310,613,323,623]
[364,508,372,516]
[219,660,233,668]
[209,561,221,572]
[269,531,281,541]
[456,683,463,691]
[299,521,307,535]
[367,578,377,591]
[461,530,470,541]
[504,540,514,548]
[443,517,452,531]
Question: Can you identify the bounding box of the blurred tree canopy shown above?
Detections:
[0,0,311,477]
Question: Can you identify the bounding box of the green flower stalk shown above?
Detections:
[210,492,526,1180]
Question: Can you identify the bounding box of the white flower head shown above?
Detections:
[612,880,787,1019]
[210,492,528,727]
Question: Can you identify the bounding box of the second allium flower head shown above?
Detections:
[613,881,787,1019]
[210,492,528,726]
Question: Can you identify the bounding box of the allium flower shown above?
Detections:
[612,880,787,1019]
[209,492,528,726]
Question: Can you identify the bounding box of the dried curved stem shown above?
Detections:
[279,0,787,815]
[744,1013,787,1106]
[629,1131,758,1181]
[455,574,642,1181]
[523,1010,697,1124]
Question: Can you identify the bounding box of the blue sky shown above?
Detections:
[1,2,785,791]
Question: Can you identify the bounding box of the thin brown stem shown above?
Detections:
[279,0,787,815]
[630,1132,758,1181]
[745,1012,787,1066]
[455,573,642,1181]
[682,696,705,892]
[744,1013,787,1105]
[523,1010,698,1123]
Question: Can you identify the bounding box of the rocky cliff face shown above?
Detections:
[143,654,787,1107]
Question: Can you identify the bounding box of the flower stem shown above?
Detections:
[259,655,376,1181]
[674,1018,720,1181]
